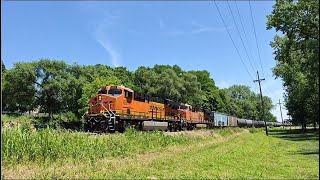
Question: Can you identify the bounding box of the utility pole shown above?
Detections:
[253,71,268,136]
[277,99,284,129]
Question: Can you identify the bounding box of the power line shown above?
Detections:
[249,0,265,78]
[213,0,254,81]
[226,0,257,73]
[260,83,273,97]
[234,0,258,71]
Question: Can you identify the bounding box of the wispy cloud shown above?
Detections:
[159,18,165,29]
[78,2,122,67]
[94,25,121,67]
[161,20,228,36]
[191,21,227,34]
[78,2,120,20]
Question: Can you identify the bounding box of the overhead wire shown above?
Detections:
[213,0,254,81]
[249,0,265,78]
[234,0,258,71]
[262,85,273,98]
[245,0,275,100]
[226,0,257,73]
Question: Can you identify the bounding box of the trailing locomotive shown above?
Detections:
[84,85,281,133]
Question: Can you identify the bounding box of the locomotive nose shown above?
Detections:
[97,94,115,103]
[89,94,116,114]
[98,95,116,109]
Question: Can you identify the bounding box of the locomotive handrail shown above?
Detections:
[100,102,111,116]
[108,103,115,117]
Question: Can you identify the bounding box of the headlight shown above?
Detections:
[98,95,102,101]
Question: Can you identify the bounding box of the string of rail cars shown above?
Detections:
[84,85,284,133]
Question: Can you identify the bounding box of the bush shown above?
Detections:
[59,112,83,130]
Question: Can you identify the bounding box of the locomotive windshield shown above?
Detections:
[98,88,107,94]
[108,89,122,97]
[179,105,188,110]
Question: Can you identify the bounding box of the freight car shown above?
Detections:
[211,112,228,127]
[227,115,238,127]
[84,85,281,133]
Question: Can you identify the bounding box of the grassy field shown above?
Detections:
[1,125,319,179]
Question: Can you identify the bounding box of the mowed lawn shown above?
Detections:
[2,127,319,179]
[103,128,319,179]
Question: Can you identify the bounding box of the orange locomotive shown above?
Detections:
[84,85,212,133]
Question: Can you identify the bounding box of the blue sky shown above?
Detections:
[2,1,288,122]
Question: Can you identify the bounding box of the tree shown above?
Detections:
[134,66,158,96]
[188,70,220,111]
[113,66,135,88]
[267,0,319,130]
[33,59,69,118]
[225,85,276,121]
[2,62,37,113]
[155,68,184,102]
[1,60,5,73]
[1,60,6,91]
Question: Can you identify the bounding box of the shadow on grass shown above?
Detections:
[269,128,319,156]
[289,150,319,156]
[269,128,319,142]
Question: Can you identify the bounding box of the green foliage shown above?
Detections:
[2,60,277,124]
[267,0,319,128]
[1,60,5,73]
[2,62,37,113]
[225,85,276,121]
[33,59,69,117]
[134,66,158,95]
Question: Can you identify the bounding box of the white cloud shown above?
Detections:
[95,37,120,68]
[161,20,228,36]
[159,18,165,29]
[94,26,121,67]
[191,21,227,34]
[78,2,122,68]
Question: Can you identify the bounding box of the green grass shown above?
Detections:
[1,126,205,167]
[105,128,318,179]
[3,126,241,167]
[1,114,34,125]
[1,126,318,179]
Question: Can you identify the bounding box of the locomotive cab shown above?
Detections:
[88,85,134,114]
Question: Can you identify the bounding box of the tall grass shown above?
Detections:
[215,127,242,136]
[1,115,33,125]
[1,127,200,166]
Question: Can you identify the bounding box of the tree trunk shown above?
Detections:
[301,123,307,133]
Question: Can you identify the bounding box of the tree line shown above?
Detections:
[267,0,319,130]
[1,59,276,123]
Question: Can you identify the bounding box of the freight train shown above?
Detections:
[84,85,282,133]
